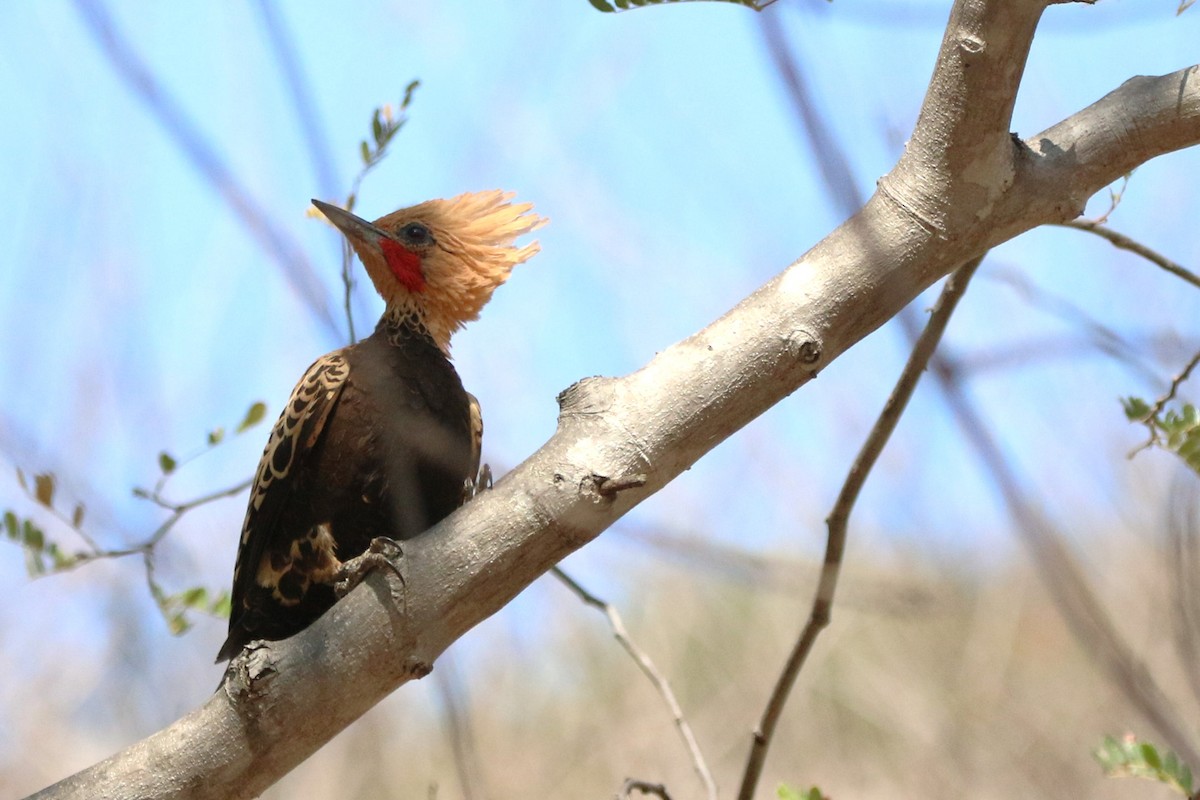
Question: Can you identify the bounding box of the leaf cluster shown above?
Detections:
[346,80,419,214]
[1095,735,1196,797]
[1123,397,1200,475]
[152,401,266,479]
[3,400,269,633]
[151,583,233,636]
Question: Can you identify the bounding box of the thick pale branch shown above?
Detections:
[26,4,1200,799]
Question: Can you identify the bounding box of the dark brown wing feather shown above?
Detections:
[217,322,474,662]
[464,392,484,500]
[217,352,348,661]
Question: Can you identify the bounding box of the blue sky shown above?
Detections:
[1,0,1198,777]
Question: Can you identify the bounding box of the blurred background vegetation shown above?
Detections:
[1,1,1198,798]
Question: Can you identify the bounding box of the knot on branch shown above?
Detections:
[225,642,279,703]
[958,32,985,55]
[786,332,823,367]
[557,375,617,416]
[403,656,433,680]
[583,472,648,504]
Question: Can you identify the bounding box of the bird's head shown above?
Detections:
[312,191,545,352]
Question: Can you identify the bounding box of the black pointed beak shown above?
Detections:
[311,199,390,245]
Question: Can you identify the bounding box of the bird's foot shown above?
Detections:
[462,462,494,501]
[333,536,405,598]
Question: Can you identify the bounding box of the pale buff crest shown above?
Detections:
[344,190,545,352]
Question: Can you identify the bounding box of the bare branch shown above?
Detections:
[552,567,717,800]
[736,255,985,800]
[1153,350,1200,416]
[1056,220,1200,291]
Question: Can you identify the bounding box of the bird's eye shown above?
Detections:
[398,222,433,246]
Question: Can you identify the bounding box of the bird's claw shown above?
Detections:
[462,462,494,501]
[333,536,405,598]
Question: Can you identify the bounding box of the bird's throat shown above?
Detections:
[380,239,426,293]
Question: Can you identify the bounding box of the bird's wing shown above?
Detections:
[463,391,488,500]
[225,352,350,642]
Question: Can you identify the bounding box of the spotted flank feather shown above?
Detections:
[241,353,348,549]
[218,353,349,661]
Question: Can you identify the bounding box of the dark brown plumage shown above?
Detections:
[218,192,543,662]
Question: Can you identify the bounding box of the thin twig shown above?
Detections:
[433,653,485,800]
[1131,348,1200,455]
[552,567,716,800]
[1151,349,1200,417]
[72,0,339,338]
[75,477,253,563]
[620,779,674,800]
[154,477,255,517]
[736,255,986,800]
[1056,220,1200,291]
[959,332,1188,384]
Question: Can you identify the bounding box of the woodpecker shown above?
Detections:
[217,191,544,662]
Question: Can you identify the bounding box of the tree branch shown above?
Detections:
[1056,220,1200,291]
[552,567,717,800]
[26,0,1200,796]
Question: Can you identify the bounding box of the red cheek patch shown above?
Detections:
[380,239,426,293]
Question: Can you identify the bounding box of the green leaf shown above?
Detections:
[22,518,43,550]
[776,784,826,800]
[360,140,371,166]
[589,0,617,8]
[237,402,268,433]
[71,502,85,528]
[211,591,232,619]
[34,472,55,508]
[371,109,383,145]
[1122,396,1151,420]
[1183,404,1199,426]
[1142,742,1163,771]
[50,546,79,570]
[180,586,208,607]
[158,451,177,475]
[167,611,190,635]
[207,427,225,446]
[1095,734,1195,796]
[400,79,419,111]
